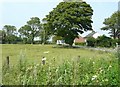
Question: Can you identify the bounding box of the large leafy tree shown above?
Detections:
[101,11,120,39]
[44,1,93,46]
[2,25,17,44]
[19,17,41,44]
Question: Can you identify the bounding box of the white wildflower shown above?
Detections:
[91,75,97,80]
[109,65,112,68]
[105,79,108,82]
[108,65,112,70]
[99,67,103,73]
[100,69,103,74]
[93,62,95,64]
[26,66,32,72]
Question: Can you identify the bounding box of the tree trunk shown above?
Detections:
[113,28,116,39]
[31,35,34,44]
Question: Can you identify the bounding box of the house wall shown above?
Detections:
[74,37,86,43]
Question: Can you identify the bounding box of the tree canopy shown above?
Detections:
[19,17,41,44]
[2,25,17,44]
[101,11,120,39]
[44,1,93,46]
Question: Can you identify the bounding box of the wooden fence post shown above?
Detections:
[6,56,9,68]
[42,56,46,65]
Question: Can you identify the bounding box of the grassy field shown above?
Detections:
[1,44,119,85]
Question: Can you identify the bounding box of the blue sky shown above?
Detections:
[0,0,119,36]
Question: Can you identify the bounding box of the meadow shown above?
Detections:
[1,44,120,85]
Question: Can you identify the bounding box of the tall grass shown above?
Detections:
[2,44,119,85]
[2,51,119,85]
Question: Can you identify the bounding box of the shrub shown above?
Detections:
[86,37,96,47]
[75,42,86,46]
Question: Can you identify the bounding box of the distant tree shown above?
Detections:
[86,37,96,47]
[0,30,2,43]
[96,35,115,47]
[101,11,120,39]
[44,1,93,46]
[0,30,6,43]
[0,30,2,35]
[19,17,41,44]
[2,25,17,44]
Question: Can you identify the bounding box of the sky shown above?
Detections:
[0,0,119,37]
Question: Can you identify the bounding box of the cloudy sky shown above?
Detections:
[0,0,119,36]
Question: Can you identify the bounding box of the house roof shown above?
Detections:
[84,31,96,38]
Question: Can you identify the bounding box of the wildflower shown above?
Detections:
[100,69,103,74]
[99,67,103,74]
[26,66,32,72]
[91,75,97,80]
[108,65,112,70]
[93,62,95,64]
[105,79,108,82]
[109,65,112,68]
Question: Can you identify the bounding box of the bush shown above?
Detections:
[86,37,96,47]
[96,35,117,48]
[75,42,86,46]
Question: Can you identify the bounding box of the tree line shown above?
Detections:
[0,1,120,46]
[1,17,50,44]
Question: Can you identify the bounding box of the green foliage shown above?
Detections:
[75,42,86,46]
[19,17,41,44]
[86,35,117,48]
[101,11,120,39]
[86,37,96,47]
[96,35,116,48]
[44,1,93,46]
[2,25,18,44]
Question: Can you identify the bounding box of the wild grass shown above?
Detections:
[2,44,119,85]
